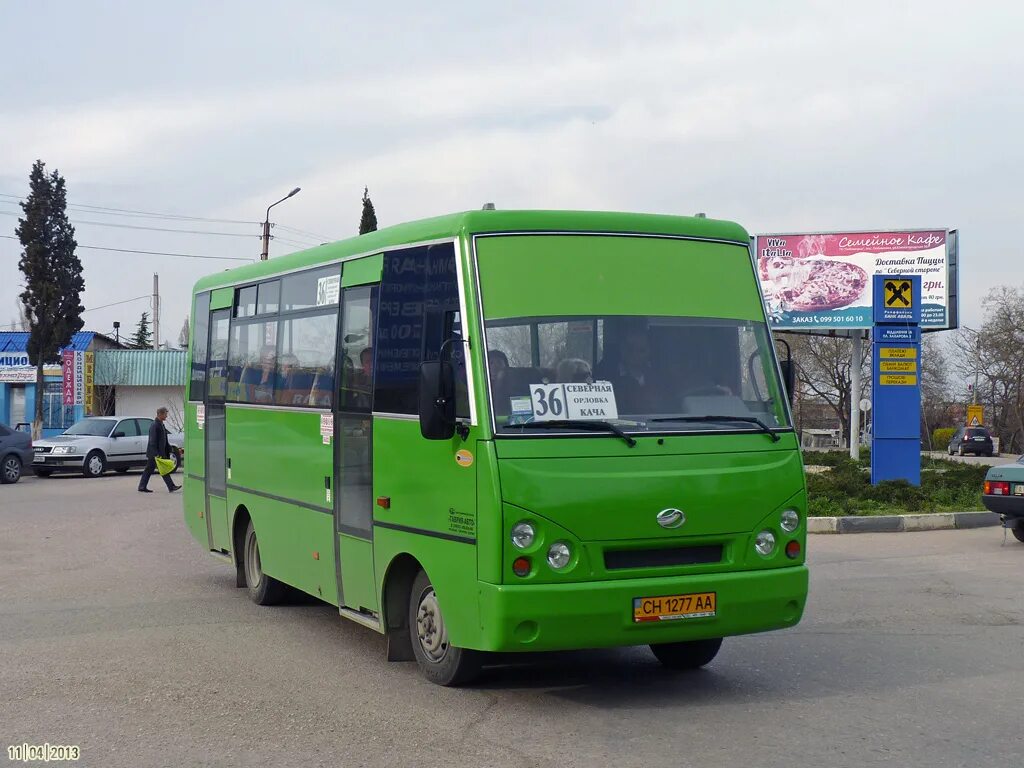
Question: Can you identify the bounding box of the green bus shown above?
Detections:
[183,209,808,685]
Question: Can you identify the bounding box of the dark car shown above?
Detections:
[948,426,995,457]
[982,456,1024,543]
[0,422,33,484]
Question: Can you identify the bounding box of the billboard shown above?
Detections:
[753,230,956,330]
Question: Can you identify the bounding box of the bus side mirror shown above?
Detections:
[779,360,796,405]
[419,360,456,440]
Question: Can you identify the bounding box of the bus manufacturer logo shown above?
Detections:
[656,508,685,529]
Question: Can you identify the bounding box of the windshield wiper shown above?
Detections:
[648,414,781,442]
[507,420,637,448]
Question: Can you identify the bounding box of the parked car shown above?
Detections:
[0,422,33,484]
[981,456,1024,543]
[947,426,994,457]
[32,416,183,478]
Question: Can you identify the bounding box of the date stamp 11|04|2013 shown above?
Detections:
[8,743,81,763]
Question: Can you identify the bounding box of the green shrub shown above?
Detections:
[932,427,956,450]
[806,454,986,516]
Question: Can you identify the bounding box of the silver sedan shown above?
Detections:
[32,416,183,479]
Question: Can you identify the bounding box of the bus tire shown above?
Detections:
[409,570,481,686]
[650,637,723,670]
[243,521,287,605]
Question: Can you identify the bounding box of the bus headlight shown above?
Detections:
[780,509,800,533]
[754,530,776,557]
[511,522,535,549]
[547,542,571,570]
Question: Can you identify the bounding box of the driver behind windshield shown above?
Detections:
[595,330,653,413]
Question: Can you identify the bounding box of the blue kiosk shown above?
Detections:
[870,275,922,485]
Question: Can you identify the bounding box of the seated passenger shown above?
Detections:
[556,358,593,384]
[488,350,512,416]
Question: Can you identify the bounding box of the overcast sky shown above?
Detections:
[1,0,1020,344]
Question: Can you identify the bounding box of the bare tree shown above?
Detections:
[177,317,190,350]
[10,299,30,331]
[953,285,1024,452]
[780,332,870,446]
[919,332,955,447]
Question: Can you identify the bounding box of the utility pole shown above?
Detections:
[152,273,160,350]
[850,332,862,460]
[973,335,980,405]
[260,219,272,261]
[261,187,301,261]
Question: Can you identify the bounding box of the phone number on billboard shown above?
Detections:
[787,315,867,325]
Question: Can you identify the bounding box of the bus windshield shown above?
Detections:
[484,315,790,436]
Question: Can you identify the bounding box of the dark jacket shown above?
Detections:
[147,419,170,460]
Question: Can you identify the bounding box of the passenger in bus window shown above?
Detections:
[253,345,277,403]
[350,347,373,410]
[488,350,512,416]
[311,363,334,407]
[556,358,593,384]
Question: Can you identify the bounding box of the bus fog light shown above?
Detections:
[754,530,776,557]
[547,542,571,570]
[512,556,531,577]
[780,509,800,533]
[511,522,535,549]
[785,540,801,559]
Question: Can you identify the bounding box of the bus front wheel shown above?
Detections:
[409,570,481,686]
[243,521,287,605]
[650,637,723,670]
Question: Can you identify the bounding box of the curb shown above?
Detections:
[808,511,1001,534]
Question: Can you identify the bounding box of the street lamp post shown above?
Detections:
[260,187,301,261]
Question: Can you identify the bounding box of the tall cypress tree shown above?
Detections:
[132,311,153,349]
[16,160,85,438]
[358,186,378,234]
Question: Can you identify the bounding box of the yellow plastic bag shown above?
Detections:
[155,457,176,476]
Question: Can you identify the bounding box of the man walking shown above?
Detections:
[138,407,180,493]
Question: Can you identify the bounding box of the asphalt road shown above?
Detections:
[2,473,1022,768]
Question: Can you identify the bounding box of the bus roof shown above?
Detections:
[192,209,750,293]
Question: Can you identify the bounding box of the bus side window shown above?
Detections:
[375,242,464,416]
[338,285,377,413]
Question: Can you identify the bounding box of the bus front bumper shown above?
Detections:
[475,565,808,653]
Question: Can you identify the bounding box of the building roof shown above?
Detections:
[94,349,187,386]
[193,209,751,292]
[0,331,96,355]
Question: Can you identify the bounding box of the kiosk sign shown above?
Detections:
[871,275,922,485]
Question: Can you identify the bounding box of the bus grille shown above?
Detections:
[604,544,723,570]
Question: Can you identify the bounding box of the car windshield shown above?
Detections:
[485,315,790,436]
[64,419,116,437]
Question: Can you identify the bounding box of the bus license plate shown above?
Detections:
[633,592,716,622]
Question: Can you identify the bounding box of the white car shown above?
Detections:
[32,416,183,479]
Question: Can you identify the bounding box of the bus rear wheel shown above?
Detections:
[409,570,481,686]
[243,521,287,605]
[650,637,723,670]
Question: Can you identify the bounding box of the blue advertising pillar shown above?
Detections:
[871,275,922,485]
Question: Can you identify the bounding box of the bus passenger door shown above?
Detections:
[205,308,231,551]
[333,282,379,615]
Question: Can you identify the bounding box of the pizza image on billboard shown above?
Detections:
[754,230,952,330]
[759,254,868,311]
